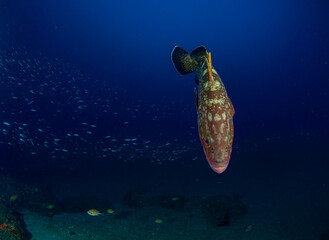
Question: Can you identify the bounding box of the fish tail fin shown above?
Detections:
[171,46,196,75]
[190,46,207,63]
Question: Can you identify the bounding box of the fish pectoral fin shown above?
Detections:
[229,98,235,116]
[194,75,199,85]
[194,88,199,111]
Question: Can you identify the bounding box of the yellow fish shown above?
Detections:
[87,209,102,216]
[10,195,17,201]
[46,204,55,209]
[106,208,115,214]
[154,219,163,224]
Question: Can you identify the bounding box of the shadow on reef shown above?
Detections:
[123,187,149,208]
[201,195,247,227]
[123,187,247,227]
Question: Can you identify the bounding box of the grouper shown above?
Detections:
[171,46,235,174]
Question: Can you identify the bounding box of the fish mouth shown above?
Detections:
[210,164,228,174]
[206,154,230,174]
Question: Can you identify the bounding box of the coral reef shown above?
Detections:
[0,203,31,240]
[0,175,56,217]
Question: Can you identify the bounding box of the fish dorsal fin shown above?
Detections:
[194,75,200,85]
[206,51,214,86]
[190,46,207,63]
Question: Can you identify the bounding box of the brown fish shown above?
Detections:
[171,46,234,174]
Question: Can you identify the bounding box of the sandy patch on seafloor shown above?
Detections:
[23,205,303,240]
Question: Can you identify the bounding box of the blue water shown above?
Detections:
[0,0,328,239]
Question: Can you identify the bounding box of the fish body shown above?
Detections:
[87,209,102,216]
[171,46,234,174]
[107,208,115,214]
[154,218,163,223]
[9,195,17,201]
[46,204,55,209]
[244,224,254,232]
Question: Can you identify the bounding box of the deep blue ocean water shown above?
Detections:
[0,0,328,239]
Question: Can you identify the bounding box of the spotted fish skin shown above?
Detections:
[171,46,234,174]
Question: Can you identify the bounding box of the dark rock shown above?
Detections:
[320,227,329,240]
[123,187,148,208]
[114,210,132,219]
[147,194,188,210]
[201,195,247,227]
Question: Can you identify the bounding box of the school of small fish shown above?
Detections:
[0,47,199,165]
